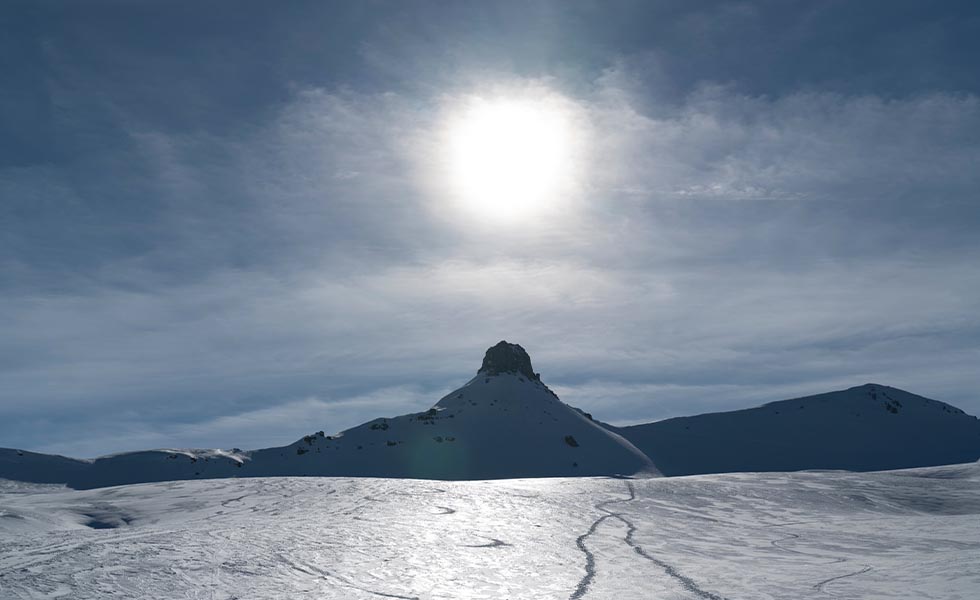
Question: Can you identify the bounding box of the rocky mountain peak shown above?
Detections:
[478,341,540,381]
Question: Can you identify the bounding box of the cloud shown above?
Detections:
[31,386,441,459]
[2,5,980,456]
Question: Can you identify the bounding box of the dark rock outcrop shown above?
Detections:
[478,341,540,380]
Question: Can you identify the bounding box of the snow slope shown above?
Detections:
[0,449,89,484]
[245,369,657,480]
[1,462,978,599]
[615,383,980,476]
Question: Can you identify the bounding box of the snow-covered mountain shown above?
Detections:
[2,344,979,489]
[242,342,657,481]
[1,342,657,489]
[614,383,980,476]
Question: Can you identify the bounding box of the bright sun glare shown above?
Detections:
[447,97,574,222]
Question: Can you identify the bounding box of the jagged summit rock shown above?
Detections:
[478,341,540,381]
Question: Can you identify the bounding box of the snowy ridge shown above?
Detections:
[614,383,980,476]
[2,343,979,489]
[0,449,90,485]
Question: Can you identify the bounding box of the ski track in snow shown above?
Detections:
[813,565,873,596]
[570,480,726,600]
[570,513,616,599]
[769,531,845,565]
[763,518,875,596]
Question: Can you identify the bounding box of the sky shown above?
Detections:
[2,0,979,458]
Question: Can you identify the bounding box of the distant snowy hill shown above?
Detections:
[614,383,980,476]
[1,448,249,491]
[2,344,978,489]
[0,449,89,484]
[1,342,656,489]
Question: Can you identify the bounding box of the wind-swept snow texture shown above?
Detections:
[615,384,980,476]
[1,462,978,599]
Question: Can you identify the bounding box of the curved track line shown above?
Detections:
[569,481,727,600]
[761,522,873,598]
[625,519,726,600]
[769,532,845,565]
[814,565,872,595]
[569,513,619,599]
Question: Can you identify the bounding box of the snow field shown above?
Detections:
[1,461,978,599]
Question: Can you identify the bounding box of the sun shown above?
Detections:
[446,96,574,222]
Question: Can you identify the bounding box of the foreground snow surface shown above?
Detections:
[2,464,979,599]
